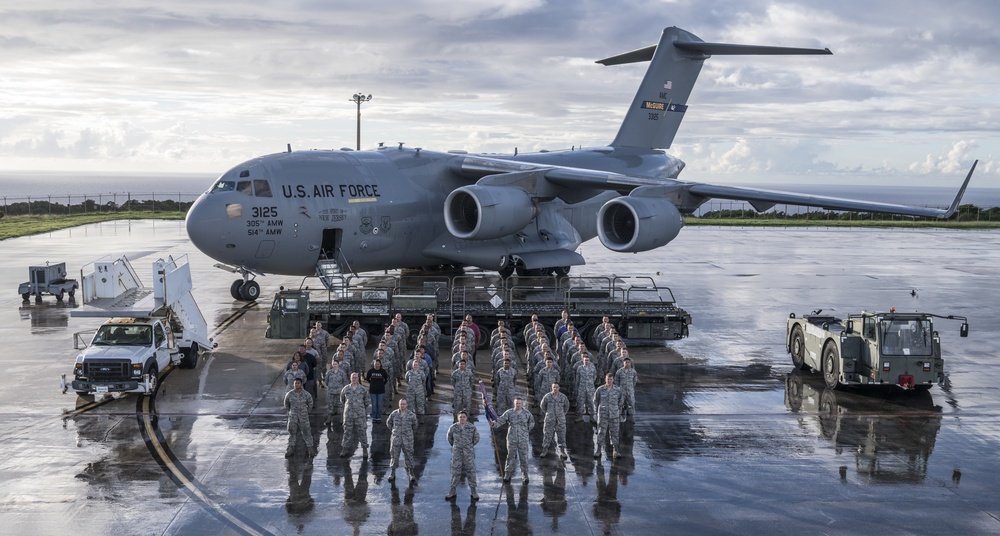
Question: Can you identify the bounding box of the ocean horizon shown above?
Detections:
[1,170,999,209]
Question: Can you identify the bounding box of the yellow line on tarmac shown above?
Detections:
[140,394,267,536]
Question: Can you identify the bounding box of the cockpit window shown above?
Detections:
[253,179,273,197]
[212,180,236,193]
[237,181,253,195]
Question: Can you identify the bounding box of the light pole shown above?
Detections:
[351,92,372,150]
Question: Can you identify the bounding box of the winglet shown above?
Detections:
[941,160,977,219]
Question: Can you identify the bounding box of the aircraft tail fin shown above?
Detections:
[598,27,832,150]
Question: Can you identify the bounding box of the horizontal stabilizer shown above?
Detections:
[673,42,832,56]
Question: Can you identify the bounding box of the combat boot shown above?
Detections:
[285,450,294,459]
[522,473,529,483]
[470,489,479,501]
[613,448,622,459]
[388,470,396,482]
[445,489,456,500]
[593,446,602,460]
[560,447,569,460]
[408,470,416,485]
[362,446,369,459]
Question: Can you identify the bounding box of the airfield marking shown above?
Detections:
[138,368,274,536]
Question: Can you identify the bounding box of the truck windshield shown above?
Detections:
[92,325,153,346]
[881,318,933,356]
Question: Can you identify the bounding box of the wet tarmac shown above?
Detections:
[1,221,999,535]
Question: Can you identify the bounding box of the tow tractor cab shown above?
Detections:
[787,309,969,390]
[62,255,214,398]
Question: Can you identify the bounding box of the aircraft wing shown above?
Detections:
[685,163,975,218]
[452,155,977,220]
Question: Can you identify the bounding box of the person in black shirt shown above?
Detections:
[365,359,389,422]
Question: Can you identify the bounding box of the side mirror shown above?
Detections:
[960,323,969,338]
[845,320,854,334]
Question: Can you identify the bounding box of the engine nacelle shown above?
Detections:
[444,185,535,240]
[597,196,684,252]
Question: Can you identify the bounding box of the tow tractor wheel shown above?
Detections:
[822,343,841,389]
[240,280,261,301]
[230,280,244,300]
[790,326,806,370]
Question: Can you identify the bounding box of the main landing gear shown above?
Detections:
[230,278,260,301]
[497,255,571,278]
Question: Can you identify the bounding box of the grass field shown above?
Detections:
[2,212,998,242]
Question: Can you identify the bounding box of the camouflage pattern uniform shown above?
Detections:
[614,366,638,417]
[284,387,314,456]
[447,420,480,498]
[405,369,426,415]
[495,366,516,415]
[494,406,535,481]
[340,383,371,453]
[593,383,625,458]
[284,368,306,390]
[325,365,350,419]
[575,361,597,416]
[535,365,560,400]
[452,366,475,414]
[386,406,419,480]
[539,389,570,456]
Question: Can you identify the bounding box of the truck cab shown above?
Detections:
[70,318,173,395]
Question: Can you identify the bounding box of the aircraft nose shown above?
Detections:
[185,194,225,257]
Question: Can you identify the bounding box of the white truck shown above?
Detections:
[786,309,968,390]
[61,255,214,397]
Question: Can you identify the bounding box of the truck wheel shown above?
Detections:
[146,364,159,393]
[69,287,76,298]
[179,343,200,369]
[790,326,807,370]
[822,343,841,389]
[21,293,30,301]
[56,290,65,301]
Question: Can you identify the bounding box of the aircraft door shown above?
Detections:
[321,229,343,263]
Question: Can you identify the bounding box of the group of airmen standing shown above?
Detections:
[282,310,638,501]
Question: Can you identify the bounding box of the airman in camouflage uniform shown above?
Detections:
[452,359,475,415]
[284,378,315,458]
[535,358,561,400]
[284,362,307,391]
[386,398,419,484]
[593,373,625,460]
[446,411,480,501]
[325,358,349,425]
[539,382,570,459]
[495,359,516,415]
[575,355,597,420]
[340,372,371,457]
[614,356,638,419]
[405,361,426,415]
[492,397,535,483]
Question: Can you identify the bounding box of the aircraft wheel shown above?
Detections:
[240,280,261,301]
[553,266,571,278]
[515,264,529,277]
[790,326,806,370]
[230,280,244,300]
[498,256,515,278]
[822,343,840,389]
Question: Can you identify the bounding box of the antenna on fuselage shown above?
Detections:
[287,144,292,153]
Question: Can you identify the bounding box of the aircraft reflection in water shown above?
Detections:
[184,26,976,301]
[784,372,943,484]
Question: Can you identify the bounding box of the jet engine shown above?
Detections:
[444,185,536,240]
[597,196,684,252]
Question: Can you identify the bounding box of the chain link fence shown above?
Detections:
[692,201,1000,222]
[0,193,199,218]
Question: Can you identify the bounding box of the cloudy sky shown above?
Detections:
[1,0,997,187]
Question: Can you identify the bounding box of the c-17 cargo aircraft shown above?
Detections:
[185,26,976,301]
